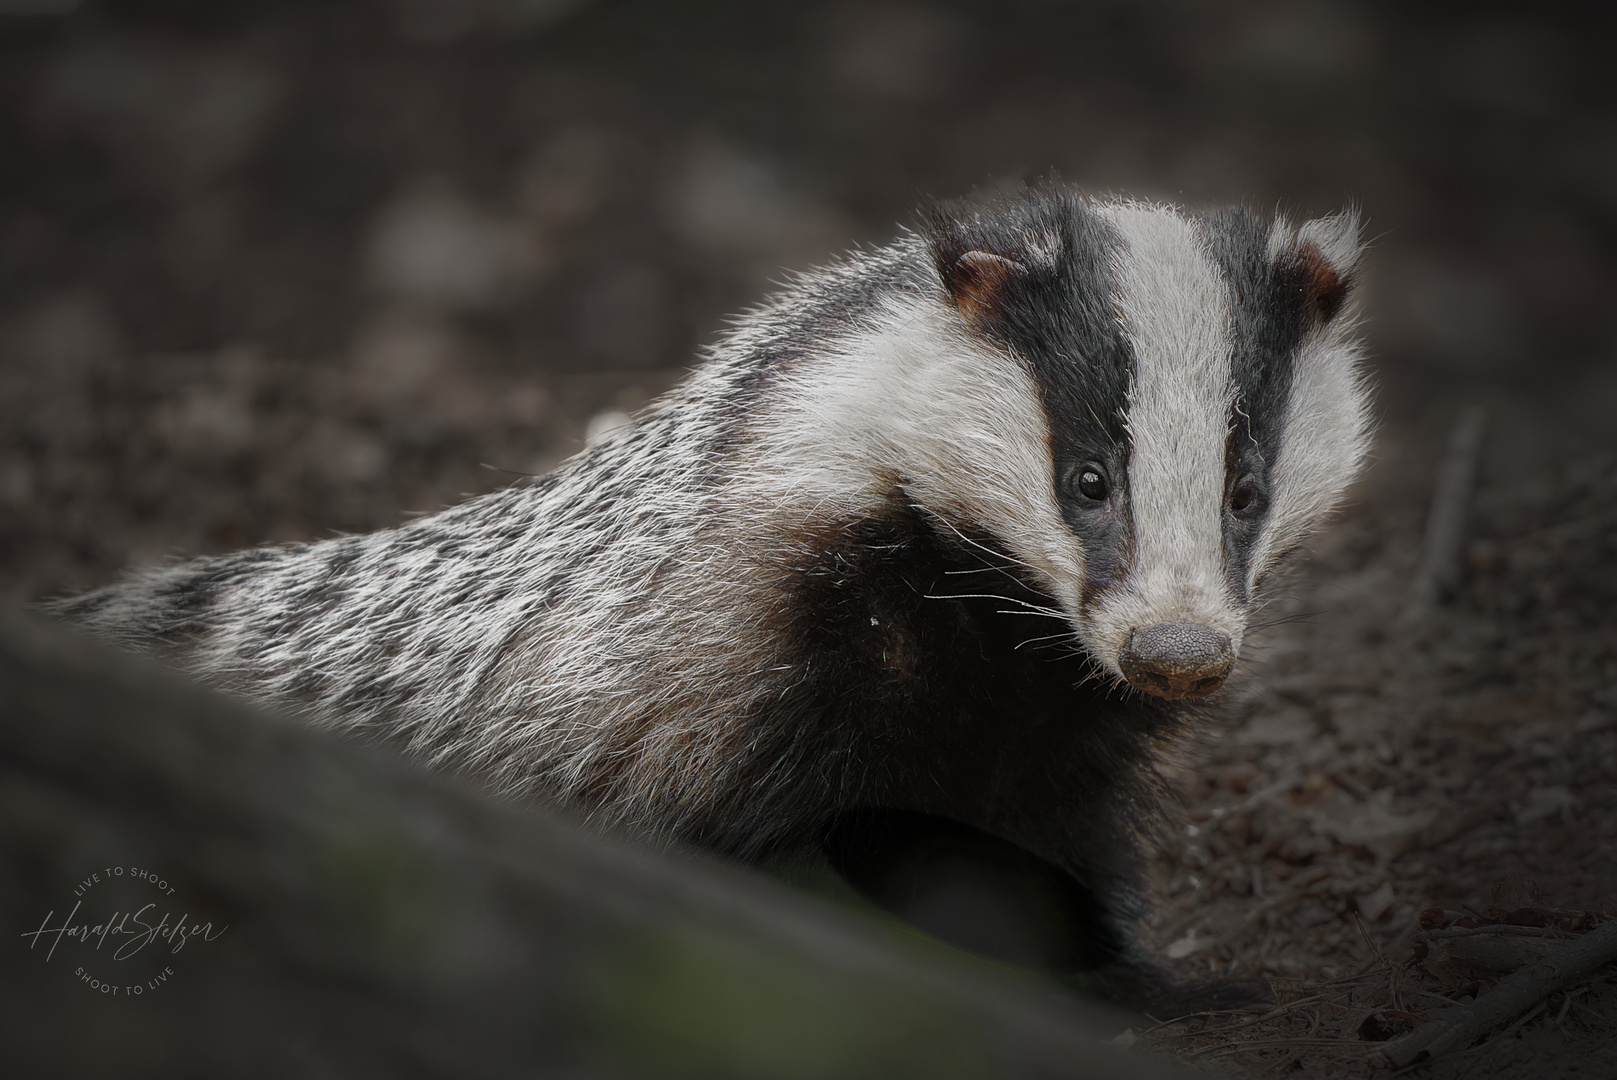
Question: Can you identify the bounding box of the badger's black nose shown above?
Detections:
[1119,623,1234,700]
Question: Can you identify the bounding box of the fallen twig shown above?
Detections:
[1402,404,1487,619]
[1142,995,1324,1038]
[1417,924,1565,940]
[1373,918,1617,1068]
[1428,933,1569,975]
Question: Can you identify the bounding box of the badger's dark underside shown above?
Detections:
[686,501,1242,1008]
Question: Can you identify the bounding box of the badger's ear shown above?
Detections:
[940,250,1029,327]
[1286,209,1364,326]
[923,200,1034,329]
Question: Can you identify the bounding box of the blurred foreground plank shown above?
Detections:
[0,609,1194,1080]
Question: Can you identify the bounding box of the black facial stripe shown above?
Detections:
[1199,210,1305,470]
[1199,210,1310,600]
[924,192,1137,600]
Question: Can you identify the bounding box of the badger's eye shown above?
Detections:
[1228,474,1262,517]
[1068,464,1110,503]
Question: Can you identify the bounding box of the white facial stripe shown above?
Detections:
[742,293,1087,613]
[1094,204,1240,640]
[1249,329,1371,587]
[1249,212,1371,589]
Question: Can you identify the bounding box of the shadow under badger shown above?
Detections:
[58,190,1370,1009]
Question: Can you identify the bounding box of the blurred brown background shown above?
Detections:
[1,0,1613,602]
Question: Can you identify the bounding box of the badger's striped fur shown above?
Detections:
[57,189,1370,994]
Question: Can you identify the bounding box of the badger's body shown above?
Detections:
[59,190,1370,998]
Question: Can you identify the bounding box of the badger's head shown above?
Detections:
[754,192,1368,702]
[898,192,1370,701]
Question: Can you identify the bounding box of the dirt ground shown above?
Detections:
[1138,438,1617,1077]
[3,2,1615,1076]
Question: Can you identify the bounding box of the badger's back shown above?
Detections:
[53,239,955,839]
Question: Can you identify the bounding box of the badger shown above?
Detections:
[56,188,1370,1007]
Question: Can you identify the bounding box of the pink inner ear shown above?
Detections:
[949,250,1026,326]
[1295,241,1348,324]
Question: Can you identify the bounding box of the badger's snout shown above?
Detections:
[1118,623,1234,700]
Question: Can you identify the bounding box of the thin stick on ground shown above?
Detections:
[1373,919,1617,1069]
[1402,404,1488,619]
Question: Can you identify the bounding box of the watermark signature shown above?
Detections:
[18,865,227,996]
